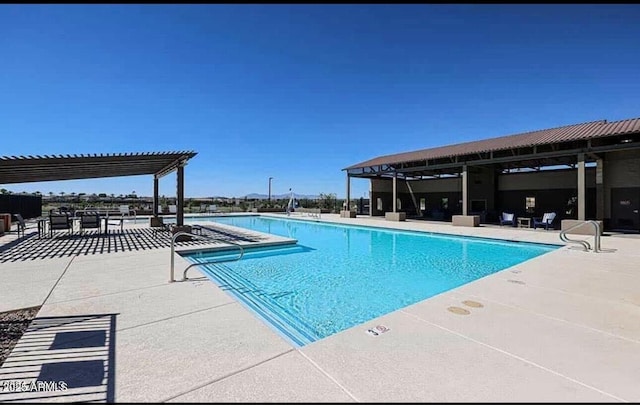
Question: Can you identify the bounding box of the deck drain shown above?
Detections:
[462,300,484,308]
[507,279,526,285]
[447,306,470,315]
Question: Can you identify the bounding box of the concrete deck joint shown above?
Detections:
[161,349,296,403]
[401,310,628,402]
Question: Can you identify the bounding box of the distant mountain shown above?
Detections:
[243,193,320,200]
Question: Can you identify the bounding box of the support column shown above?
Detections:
[153,177,159,216]
[369,179,373,217]
[392,172,397,213]
[177,165,184,226]
[596,157,604,221]
[577,153,586,221]
[462,164,468,216]
[345,173,351,211]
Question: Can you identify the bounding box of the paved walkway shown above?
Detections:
[0,214,638,402]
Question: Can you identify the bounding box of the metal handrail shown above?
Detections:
[169,231,244,283]
[559,220,602,253]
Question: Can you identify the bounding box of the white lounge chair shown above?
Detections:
[168,204,177,214]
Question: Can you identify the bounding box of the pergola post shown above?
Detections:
[153,176,159,216]
[392,171,397,213]
[176,164,184,226]
[345,173,351,211]
[577,153,586,221]
[462,164,468,216]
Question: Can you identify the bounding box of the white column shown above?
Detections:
[596,157,604,220]
[392,172,397,213]
[462,164,468,216]
[577,153,586,221]
[369,179,373,217]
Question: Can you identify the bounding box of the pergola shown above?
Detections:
[344,117,640,220]
[0,151,197,226]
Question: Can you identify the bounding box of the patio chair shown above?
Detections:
[14,213,27,238]
[168,204,177,214]
[499,212,515,227]
[533,212,557,230]
[49,213,72,238]
[79,213,101,234]
[150,215,171,238]
[207,204,217,213]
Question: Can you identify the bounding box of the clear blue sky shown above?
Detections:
[2,4,639,199]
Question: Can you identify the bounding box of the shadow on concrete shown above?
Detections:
[0,313,117,402]
[0,225,267,263]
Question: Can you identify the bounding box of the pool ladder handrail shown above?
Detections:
[170,231,245,283]
[559,220,601,253]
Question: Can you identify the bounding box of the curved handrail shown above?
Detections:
[182,249,244,281]
[559,220,601,253]
[169,231,244,283]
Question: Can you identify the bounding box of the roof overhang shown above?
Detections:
[345,117,640,179]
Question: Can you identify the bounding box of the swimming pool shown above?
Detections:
[182,215,557,346]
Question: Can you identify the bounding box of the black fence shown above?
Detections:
[0,195,42,220]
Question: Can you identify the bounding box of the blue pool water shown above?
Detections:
[182,215,557,346]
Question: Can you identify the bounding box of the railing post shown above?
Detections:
[590,220,601,253]
[170,233,177,283]
[169,231,189,283]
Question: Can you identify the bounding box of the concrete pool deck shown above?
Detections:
[0,213,639,402]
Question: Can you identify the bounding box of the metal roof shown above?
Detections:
[345,117,640,170]
[0,151,197,185]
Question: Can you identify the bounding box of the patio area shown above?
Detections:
[0,214,639,402]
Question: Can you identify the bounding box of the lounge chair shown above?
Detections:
[168,204,177,214]
[119,205,131,217]
[207,204,217,213]
[79,212,101,234]
[49,213,72,238]
[533,212,556,230]
[499,212,515,227]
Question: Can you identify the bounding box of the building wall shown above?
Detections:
[370,177,462,217]
[603,150,640,223]
[498,168,596,190]
[370,167,597,224]
[371,177,460,193]
[468,166,497,213]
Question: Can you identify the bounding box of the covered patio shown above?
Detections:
[343,117,640,231]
